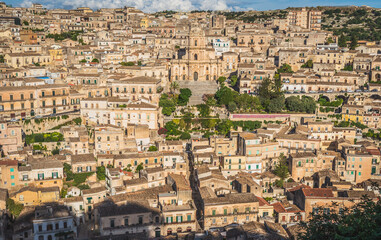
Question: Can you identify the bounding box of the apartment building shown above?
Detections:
[80,97,159,129]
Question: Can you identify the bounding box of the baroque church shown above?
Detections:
[170,26,222,81]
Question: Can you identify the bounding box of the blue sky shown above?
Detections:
[4,0,381,12]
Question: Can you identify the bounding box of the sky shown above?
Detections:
[4,0,381,12]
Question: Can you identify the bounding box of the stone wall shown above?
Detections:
[22,113,80,134]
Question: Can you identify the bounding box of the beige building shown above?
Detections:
[287,8,322,30]
[0,121,22,155]
[203,192,259,230]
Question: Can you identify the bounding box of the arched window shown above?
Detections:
[194,54,198,60]
[195,40,197,46]
[194,72,198,81]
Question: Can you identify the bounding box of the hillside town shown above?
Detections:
[0,2,381,240]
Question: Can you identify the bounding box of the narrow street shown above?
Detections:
[186,143,204,231]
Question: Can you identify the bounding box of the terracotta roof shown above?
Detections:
[256,196,270,206]
[302,188,334,198]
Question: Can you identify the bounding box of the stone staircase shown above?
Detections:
[178,81,219,105]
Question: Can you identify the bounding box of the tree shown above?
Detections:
[267,96,285,113]
[51,147,59,155]
[79,59,87,63]
[23,20,29,25]
[197,104,211,117]
[230,75,238,86]
[120,61,134,66]
[159,94,176,116]
[215,86,239,106]
[135,163,144,173]
[258,77,284,112]
[326,37,334,44]
[228,101,237,112]
[148,146,158,151]
[286,96,303,112]
[180,132,191,140]
[216,120,233,136]
[277,64,293,74]
[285,96,316,113]
[302,96,317,114]
[299,197,381,240]
[177,88,192,106]
[342,64,353,71]
[218,76,226,84]
[350,35,358,50]
[338,34,347,47]
[96,166,106,180]
[301,60,313,68]
[6,199,23,217]
[91,58,99,63]
[273,153,289,180]
[60,188,67,198]
[170,81,179,94]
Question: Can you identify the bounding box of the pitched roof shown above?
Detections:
[71,154,96,163]
[302,188,334,198]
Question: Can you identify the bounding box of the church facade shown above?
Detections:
[170,27,222,82]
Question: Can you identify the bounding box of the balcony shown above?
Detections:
[206,210,258,218]
[163,220,195,226]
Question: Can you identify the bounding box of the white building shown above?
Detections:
[32,205,77,240]
[213,39,230,56]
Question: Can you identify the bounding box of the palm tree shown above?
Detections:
[170,81,179,94]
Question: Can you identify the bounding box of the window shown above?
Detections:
[124,218,129,226]
[138,216,143,224]
[212,210,216,216]
[110,219,115,228]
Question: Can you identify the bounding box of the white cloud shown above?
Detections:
[21,0,235,12]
